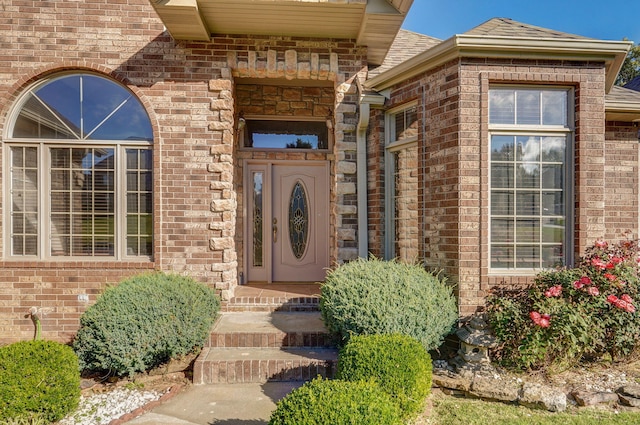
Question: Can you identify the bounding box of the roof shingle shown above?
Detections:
[464,17,589,40]
[369,29,441,77]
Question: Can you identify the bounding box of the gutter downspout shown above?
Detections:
[356,85,386,258]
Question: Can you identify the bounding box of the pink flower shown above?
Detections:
[530,311,551,328]
[587,286,600,296]
[595,239,608,248]
[538,314,551,328]
[611,256,624,265]
[573,276,592,289]
[607,294,636,313]
[591,257,610,270]
[544,285,562,298]
[604,273,617,282]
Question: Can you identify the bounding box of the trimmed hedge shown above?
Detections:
[268,377,403,425]
[0,340,81,423]
[337,334,432,419]
[320,257,457,351]
[74,272,220,377]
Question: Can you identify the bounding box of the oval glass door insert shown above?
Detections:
[289,181,309,259]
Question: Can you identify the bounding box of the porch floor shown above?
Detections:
[222,283,322,312]
[233,283,322,299]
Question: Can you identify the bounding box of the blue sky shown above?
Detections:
[402,1,640,44]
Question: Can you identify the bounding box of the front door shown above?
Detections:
[245,161,329,283]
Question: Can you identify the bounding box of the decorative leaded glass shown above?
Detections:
[288,181,309,259]
[253,172,263,267]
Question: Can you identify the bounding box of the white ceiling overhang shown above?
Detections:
[150,0,412,65]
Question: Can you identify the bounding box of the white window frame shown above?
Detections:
[384,101,418,259]
[3,73,153,261]
[488,86,575,273]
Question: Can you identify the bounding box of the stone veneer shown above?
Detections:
[0,0,366,342]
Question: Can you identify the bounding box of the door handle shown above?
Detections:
[272,218,278,243]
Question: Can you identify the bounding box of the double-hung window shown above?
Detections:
[489,88,573,270]
[5,73,153,260]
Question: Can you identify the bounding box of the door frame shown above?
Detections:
[242,159,330,283]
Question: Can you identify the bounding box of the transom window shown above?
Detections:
[241,119,329,150]
[489,88,572,270]
[5,73,153,259]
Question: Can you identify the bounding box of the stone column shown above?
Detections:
[207,69,238,300]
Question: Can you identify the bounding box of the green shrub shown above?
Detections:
[0,340,80,423]
[268,377,403,425]
[337,333,432,419]
[487,239,640,371]
[320,257,457,351]
[74,272,220,377]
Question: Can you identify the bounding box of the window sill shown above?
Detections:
[0,259,156,269]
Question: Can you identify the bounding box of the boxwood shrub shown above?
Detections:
[0,340,81,423]
[268,377,403,425]
[74,272,220,377]
[337,333,432,419]
[320,257,457,351]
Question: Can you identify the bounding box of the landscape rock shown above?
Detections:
[469,374,520,403]
[618,393,640,408]
[432,373,471,392]
[619,384,640,399]
[571,391,619,407]
[520,382,567,412]
[617,384,640,407]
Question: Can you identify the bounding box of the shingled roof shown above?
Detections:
[369,29,441,78]
[465,17,589,40]
[624,76,640,92]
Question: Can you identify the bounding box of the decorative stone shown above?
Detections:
[618,393,640,408]
[520,382,567,412]
[469,375,520,402]
[432,372,471,392]
[617,385,640,407]
[572,391,619,407]
[619,384,640,399]
[454,314,497,367]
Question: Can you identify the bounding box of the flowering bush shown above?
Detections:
[486,239,640,371]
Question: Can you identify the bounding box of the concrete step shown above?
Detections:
[193,347,338,384]
[206,311,335,348]
[221,295,320,312]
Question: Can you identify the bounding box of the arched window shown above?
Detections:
[5,73,153,259]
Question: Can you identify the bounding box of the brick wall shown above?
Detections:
[0,0,366,343]
[604,121,639,240]
[366,108,385,258]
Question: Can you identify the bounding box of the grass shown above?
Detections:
[422,391,640,425]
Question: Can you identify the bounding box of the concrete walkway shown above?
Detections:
[127,382,302,425]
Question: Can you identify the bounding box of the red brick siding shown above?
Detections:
[366,108,385,258]
[604,121,639,240]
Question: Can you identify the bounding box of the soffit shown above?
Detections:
[150,0,411,65]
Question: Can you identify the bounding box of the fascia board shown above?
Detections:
[366,35,632,92]
[605,101,640,113]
